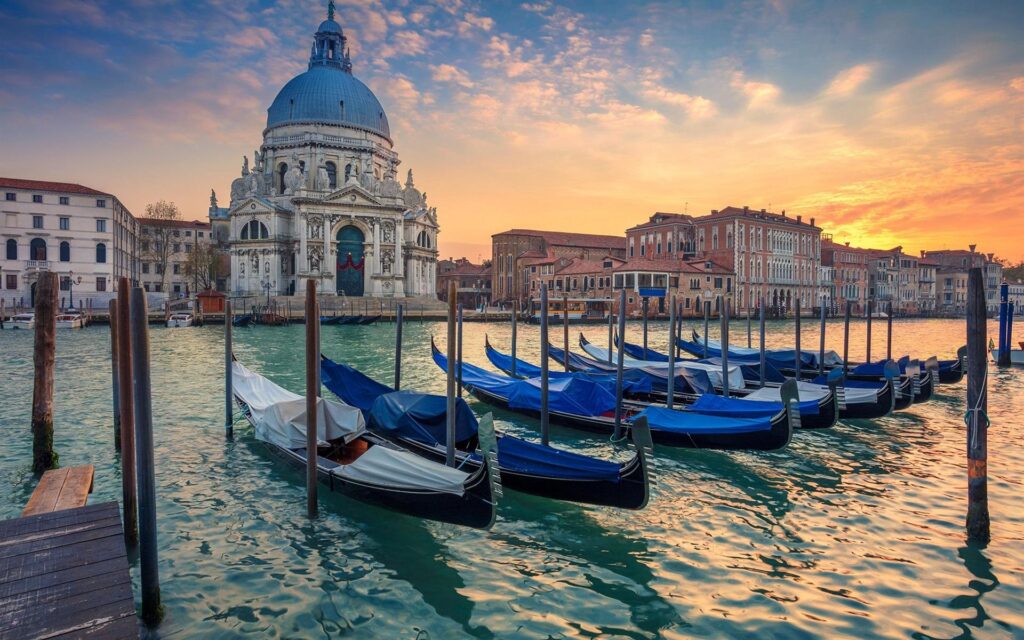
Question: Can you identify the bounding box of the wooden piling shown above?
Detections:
[305,280,318,518]
[116,277,137,545]
[843,300,851,375]
[721,298,730,398]
[746,305,752,348]
[0,297,4,329]
[539,284,550,446]
[510,300,518,377]
[457,303,464,397]
[997,282,1010,366]
[394,303,403,389]
[965,267,990,542]
[613,288,627,441]
[562,295,570,372]
[606,301,614,365]
[818,299,826,376]
[641,296,649,359]
[759,296,766,388]
[794,298,801,380]
[31,272,59,474]
[866,299,873,363]
[702,300,710,358]
[109,300,121,451]
[886,301,893,361]
[445,281,457,465]
[225,300,233,437]
[129,287,162,625]
[666,294,676,409]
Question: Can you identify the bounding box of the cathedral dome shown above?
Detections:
[266,66,390,139]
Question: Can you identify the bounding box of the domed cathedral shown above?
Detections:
[221,1,439,299]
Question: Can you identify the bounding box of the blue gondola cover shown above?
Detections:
[369,391,479,445]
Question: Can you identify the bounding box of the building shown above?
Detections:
[917,257,939,314]
[822,239,873,314]
[137,218,213,296]
[1,177,137,308]
[626,213,697,261]
[436,257,491,308]
[612,257,733,317]
[222,4,438,300]
[1007,280,1024,317]
[492,229,626,304]
[922,246,1002,313]
[694,206,822,314]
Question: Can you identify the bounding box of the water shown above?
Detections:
[1,317,1022,639]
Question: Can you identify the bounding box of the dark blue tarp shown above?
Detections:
[485,341,653,394]
[433,348,618,417]
[320,357,394,413]
[496,436,620,481]
[851,356,910,377]
[545,342,713,395]
[689,391,819,417]
[369,391,479,445]
[634,406,772,434]
[615,339,786,383]
[809,374,884,390]
[676,336,818,370]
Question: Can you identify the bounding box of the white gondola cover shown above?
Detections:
[743,380,876,404]
[696,334,844,366]
[330,446,468,496]
[233,361,365,449]
[233,361,469,496]
[579,342,746,390]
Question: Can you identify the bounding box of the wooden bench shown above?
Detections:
[22,465,95,517]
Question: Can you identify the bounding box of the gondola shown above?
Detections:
[486,337,838,429]
[232,358,498,529]
[320,316,344,325]
[432,339,797,450]
[356,314,382,325]
[232,313,254,327]
[320,355,651,509]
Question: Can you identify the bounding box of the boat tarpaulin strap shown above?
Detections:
[331,446,468,496]
[369,391,479,445]
[232,361,365,449]
[634,406,773,434]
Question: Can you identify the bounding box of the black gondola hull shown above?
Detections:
[837,380,894,420]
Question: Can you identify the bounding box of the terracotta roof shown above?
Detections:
[494,229,626,250]
[703,206,821,230]
[555,257,620,276]
[627,212,695,231]
[137,217,211,229]
[0,177,110,197]
[439,259,489,276]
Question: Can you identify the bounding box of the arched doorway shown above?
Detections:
[336,225,365,297]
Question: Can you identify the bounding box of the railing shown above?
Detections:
[25,260,51,271]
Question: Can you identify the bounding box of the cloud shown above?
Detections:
[825,63,875,97]
[641,85,717,119]
[639,29,654,48]
[1010,76,1024,92]
[430,63,474,87]
[458,12,495,36]
[731,72,781,108]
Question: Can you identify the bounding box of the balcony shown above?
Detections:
[25,260,51,271]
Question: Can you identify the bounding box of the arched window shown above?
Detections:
[5,239,16,260]
[241,220,269,240]
[325,161,337,189]
[344,163,352,183]
[59,241,70,262]
[96,243,107,263]
[278,163,288,194]
[30,238,46,261]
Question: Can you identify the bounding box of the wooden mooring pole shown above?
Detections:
[997,282,1010,366]
[31,271,58,473]
[746,304,752,348]
[607,300,614,365]
[866,299,873,363]
[305,280,318,518]
[702,300,710,358]
[666,294,676,409]
[510,300,518,377]
[641,296,649,359]
[445,281,457,465]
[721,297,730,398]
[129,287,162,625]
[109,299,121,451]
[457,303,464,397]
[843,300,851,376]
[612,288,627,441]
[539,284,550,446]
[818,298,826,377]
[965,267,990,542]
[116,277,137,545]
[758,296,766,388]
[794,298,802,380]
[886,301,894,361]
[563,295,570,372]
[225,300,233,437]
[394,303,404,389]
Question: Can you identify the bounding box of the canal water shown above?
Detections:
[1,317,1022,639]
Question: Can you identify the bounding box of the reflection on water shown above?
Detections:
[0,317,1022,638]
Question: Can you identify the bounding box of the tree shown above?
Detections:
[183,243,224,292]
[141,200,181,293]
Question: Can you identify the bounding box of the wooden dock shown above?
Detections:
[0,502,137,639]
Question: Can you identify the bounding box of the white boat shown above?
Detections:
[3,313,35,330]
[870,311,889,319]
[56,312,85,329]
[990,348,1024,365]
[167,312,194,328]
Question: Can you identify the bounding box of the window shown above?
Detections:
[173,230,180,237]
[5,274,16,290]
[4,192,14,201]
[32,194,42,203]
[173,244,180,253]
[59,241,70,262]
[141,241,149,251]
[96,199,106,208]
[32,215,43,229]
[5,239,16,260]
[198,231,205,238]
[240,220,269,240]
[96,277,106,292]
[184,244,192,252]
[156,264,164,274]
[173,284,181,294]
[173,263,180,275]
[56,217,70,231]
[29,238,46,260]
[94,219,106,233]
[326,161,337,189]
[142,263,150,274]
[59,196,69,205]
[96,243,107,263]
[185,230,192,237]
[60,276,71,291]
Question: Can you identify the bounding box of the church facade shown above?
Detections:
[217,3,438,299]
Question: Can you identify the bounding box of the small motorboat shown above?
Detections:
[990,346,1024,365]
[3,313,34,330]
[232,358,499,529]
[56,312,84,329]
[167,312,193,328]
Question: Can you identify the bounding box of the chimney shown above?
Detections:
[796,215,802,224]
[920,250,925,258]
[988,252,994,261]
[711,209,718,214]
[845,241,850,247]
[969,244,976,252]
[743,206,749,213]
[810,217,815,227]
[760,208,766,214]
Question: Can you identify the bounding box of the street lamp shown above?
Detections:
[260,275,275,308]
[67,271,82,310]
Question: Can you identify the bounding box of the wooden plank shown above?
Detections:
[0,521,123,561]
[21,469,69,517]
[53,465,94,513]
[0,585,134,638]
[0,569,127,619]
[46,612,137,639]
[0,557,127,601]
[0,534,126,585]
[0,503,117,539]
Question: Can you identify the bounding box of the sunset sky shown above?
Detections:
[1,0,1022,262]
